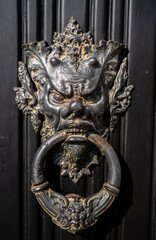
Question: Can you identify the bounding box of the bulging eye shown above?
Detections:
[49,90,64,103]
[50,57,61,66]
[84,93,101,104]
[87,57,98,66]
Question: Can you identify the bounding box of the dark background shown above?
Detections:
[0,0,156,240]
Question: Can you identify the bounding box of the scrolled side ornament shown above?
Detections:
[14,17,133,233]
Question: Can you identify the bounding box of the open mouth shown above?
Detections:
[65,128,89,142]
[65,128,87,134]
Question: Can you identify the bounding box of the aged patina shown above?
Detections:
[14,17,133,233]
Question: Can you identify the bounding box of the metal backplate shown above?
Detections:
[14,17,133,233]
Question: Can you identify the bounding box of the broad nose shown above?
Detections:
[60,100,84,119]
[70,101,83,113]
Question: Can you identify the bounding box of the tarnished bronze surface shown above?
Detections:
[14,17,133,233]
[31,131,120,234]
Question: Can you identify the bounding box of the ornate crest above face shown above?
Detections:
[14,17,133,183]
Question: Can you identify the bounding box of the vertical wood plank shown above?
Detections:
[94,0,109,42]
[89,0,109,43]
[60,0,89,33]
[0,0,20,239]
[111,0,124,42]
[22,1,41,240]
[150,94,156,240]
[121,0,156,239]
[42,0,56,44]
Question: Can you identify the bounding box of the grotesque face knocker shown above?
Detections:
[14,17,133,234]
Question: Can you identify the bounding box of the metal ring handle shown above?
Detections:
[31,131,121,234]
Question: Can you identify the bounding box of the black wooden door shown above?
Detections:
[0,0,156,240]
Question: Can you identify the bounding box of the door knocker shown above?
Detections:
[14,17,133,234]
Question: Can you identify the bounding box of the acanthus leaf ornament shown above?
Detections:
[14,16,133,233]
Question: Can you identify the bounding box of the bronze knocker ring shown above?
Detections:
[31,131,121,234]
